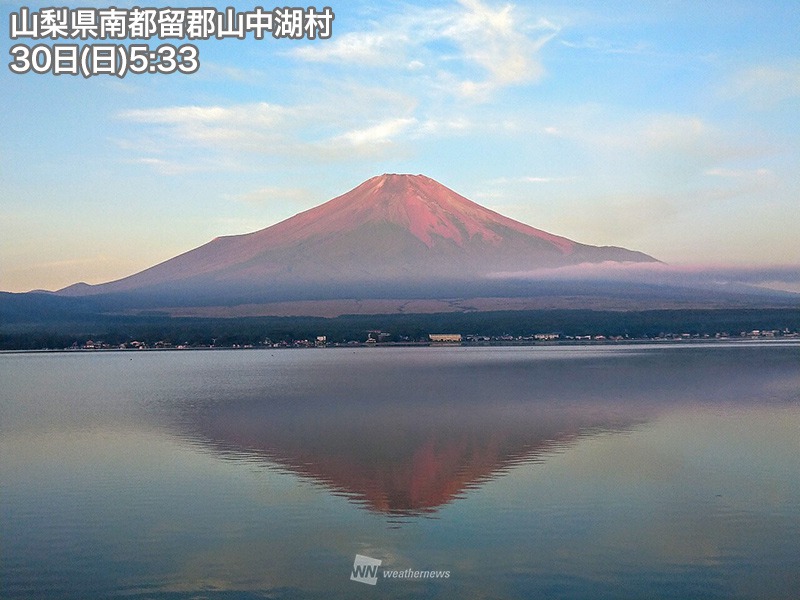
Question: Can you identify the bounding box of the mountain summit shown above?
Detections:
[59,174,656,298]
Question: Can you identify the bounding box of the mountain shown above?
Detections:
[58,174,656,301]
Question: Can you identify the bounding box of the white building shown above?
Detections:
[429,333,462,343]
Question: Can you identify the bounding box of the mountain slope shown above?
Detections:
[59,174,656,298]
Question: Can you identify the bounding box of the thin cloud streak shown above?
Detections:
[489,262,800,294]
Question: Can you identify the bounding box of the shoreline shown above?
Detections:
[3,336,799,355]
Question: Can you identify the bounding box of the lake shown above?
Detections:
[1,343,799,599]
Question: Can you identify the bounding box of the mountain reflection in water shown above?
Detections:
[179,397,646,515]
[158,344,794,516]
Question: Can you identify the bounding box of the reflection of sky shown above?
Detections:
[467,407,800,599]
[1,345,799,599]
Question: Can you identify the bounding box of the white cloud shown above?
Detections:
[488,175,575,184]
[116,92,480,165]
[442,0,558,96]
[118,102,316,161]
[115,106,336,165]
[545,109,767,181]
[521,176,574,183]
[291,0,559,98]
[416,117,472,135]
[704,167,773,178]
[292,31,410,66]
[130,157,202,176]
[555,113,718,156]
[194,62,269,84]
[119,103,297,148]
[114,74,432,165]
[561,36,650,55]
[336,117,418,147]
[723,62,800,108]
[640,115,710,150]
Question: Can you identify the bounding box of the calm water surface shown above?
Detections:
[1,343,799,599]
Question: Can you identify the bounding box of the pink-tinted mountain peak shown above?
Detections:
[279,173,575,252]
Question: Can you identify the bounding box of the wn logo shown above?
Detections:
[350,554,382,585]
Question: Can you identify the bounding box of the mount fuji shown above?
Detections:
[58,173,656,303]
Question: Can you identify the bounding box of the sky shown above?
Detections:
[1,0,799,293]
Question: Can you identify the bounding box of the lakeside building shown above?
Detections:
[429,334,462,343]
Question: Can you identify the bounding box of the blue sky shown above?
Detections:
[1,0,799,292]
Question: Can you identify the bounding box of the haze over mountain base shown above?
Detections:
[111,290,800,319]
